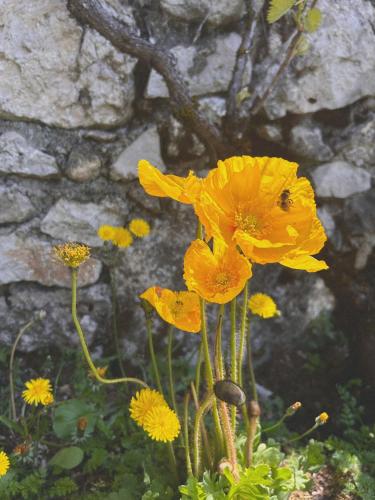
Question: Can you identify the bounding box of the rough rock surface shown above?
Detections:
[264,0,375,118]
[146,33,249,98]
[0,0,137,127]
[312,161,372,198]
[160,0,245,26]
[0,186,35,223]
[40,199,127,246]
[0,234,102,287]
[0,132,59,177]
[66,147,102,182]
[289,120,333,161]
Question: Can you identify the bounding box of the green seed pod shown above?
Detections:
[214,380,246,407]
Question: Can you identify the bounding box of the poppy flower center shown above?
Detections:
[235,212,262,234]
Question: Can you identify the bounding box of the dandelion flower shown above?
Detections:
[22,378,53,406]
[113,227,133,248]
[316,412,329,425]
[184,239,252,304]
[140,287,201,333]
[129,218,150,238]
[0,451,10,477]
[248,293,280,319]
[98,225,116,241]
[138,159,202,204]
[54,242,90,268]
[130,388,167,427]
[194,156,328,272]
[143,406,181,442]
[40,392,54,406]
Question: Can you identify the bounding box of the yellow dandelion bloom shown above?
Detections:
[138,159,202,204]
[184,239,252,304]
[22,378,52,406]
[248,293,280,319]
[130,388,167,427]
[54,242,90,268]
[194,156,328,272]
[129,218,151,238]
[40,392,54,406]
[98,225,116,241]
[140,287,201,333]
[143,405,181,442]
[0,451,10,477]
[316,412,329,425]
[112,227,133,248]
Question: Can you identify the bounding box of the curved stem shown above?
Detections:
[286,423,319,444]
[193,392,214,477]
[183,392,193,477]
[71,269,147,388]
[191,382,213,471]
[230,298,237,432]
[145,313,163,395]
[262,414,287,434]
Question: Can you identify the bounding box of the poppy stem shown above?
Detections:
[194,343,203,398]
[238,282,249,428]
[71,269,147,388]
[214,304,225,380]
[247,315,258,402]
[167,325,178,413]
[191,382,213,471]
[183,392,193,477]
[193,391,214,477]
[145,313,164,395]
[230,298,237,433]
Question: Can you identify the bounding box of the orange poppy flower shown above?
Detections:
[194,156,328,272]
[140,287,201,333]
[184,239,252,304]
[138,160,202,204]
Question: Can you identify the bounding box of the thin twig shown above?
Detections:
[67,0,225,162]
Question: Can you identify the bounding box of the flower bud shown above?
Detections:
[286,401,302,416]
[315,412,329,425]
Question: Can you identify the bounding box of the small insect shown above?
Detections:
[278,189,293,211]
[214,379,246,407]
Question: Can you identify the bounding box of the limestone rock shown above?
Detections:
[289,121,333,161]
[312,161,371,198]
[0,234,102,287]
[0,132,59,177]
[66,147,102,182]
[317,206,336,238]
[198,97,226,127]
[0,0,137,128]
[257,124,283,143]
[263,0,375,118]
[0,186,35,223]
[146,33,249,98]
[40,199,126,246]
[160,0,245,27]
[111,127,164,181]
[339,115,375,168]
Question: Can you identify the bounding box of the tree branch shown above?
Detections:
[67,0,226,162]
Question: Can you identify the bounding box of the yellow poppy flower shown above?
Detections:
[195,156,328,272]
[184,239,252,304]
[138,159,202,204]
[140,287,201,333]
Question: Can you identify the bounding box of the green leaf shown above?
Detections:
[267,0,295,23]
[53,399,97,439]
[49,446,84,469]
[0,415,24,435]
[304,8,322,33]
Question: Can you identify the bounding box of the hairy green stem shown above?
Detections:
[219,400,239,481]
[71,269,147,388]
[191,382,213,471]
[109,267,127,381]
[287,423,319,444]
[194,343,203,398]
[145,313,163,395]
[230,298,237,432]
[183,392,193,477]
[167,326,178,412]
[193,392,214,477]
[247,317,258,402]
[214,305,225,380]
[238,282,248,388]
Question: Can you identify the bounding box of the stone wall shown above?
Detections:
[0,0,374,394]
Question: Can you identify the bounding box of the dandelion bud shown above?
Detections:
[13,442,30,456]
[54,242,90,268]
[247,400,261,418]
[217,458,233,475]
[286,401,302,416]
[77,416,88,431]
[315,412,329,425]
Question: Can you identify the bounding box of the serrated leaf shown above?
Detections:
[267,0,295,23]
[50,446,84,469]
[304,7,322,33]
[294,35,310,56]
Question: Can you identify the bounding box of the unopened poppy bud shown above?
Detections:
[77,416,88,431]
[217,458,233,475]
[286,401,302,416]
[247,400,261,418]
[214,380,246,407]
[315,412,329,425]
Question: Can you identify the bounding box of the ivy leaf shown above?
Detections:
[304,8,322,33]
[49,446,84,469]
[267,0,295,23]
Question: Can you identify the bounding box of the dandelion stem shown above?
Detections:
[109,267,127,381]
[247,316,258,402]
[286,423,319,444]
[200,298,224,455]
[145,313,163,395]
[9,313,44,421]
[183,392,193,477]
[71,269,147,388]
[230,298,237,432]
[193,392,214,477]
[167,441,179,484]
